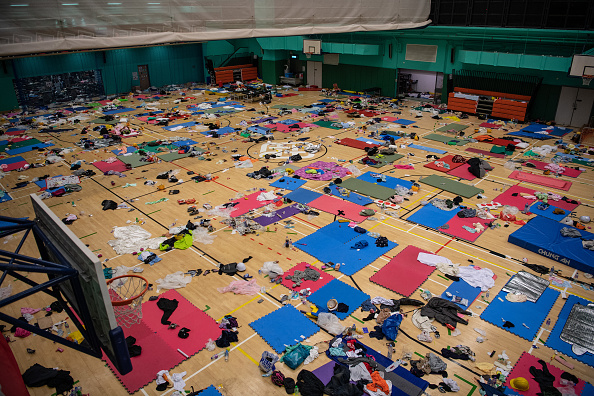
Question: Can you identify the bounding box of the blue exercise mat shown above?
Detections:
[5,142,54,155]
[111,147,137,155]
[480,287,559,341]
[162,121,199,131]
[318,99,336,103]
[249,305,320,353]
[284,188,322,204]
[441,279,482,309]
[278,119,299,125]
[172,139,198,147]
[406,204,460,229]
[270,177,307,191]
[327,184,374,205]
[393,119,416,125]
[103,108,134,115]
[198,385,224,395]
[528,203,570,221]
[295,221,398,276]
[248,126,271,135]
[407,143,447,154]
[356,137,386,145]
[507,131,555,140]
[545,294,594,367]
[522,123,572,136]
[308,279,370,320]
[0,156,27,166]
[357,171,413,190]
[0,192,12,203]
[378,133,402,141]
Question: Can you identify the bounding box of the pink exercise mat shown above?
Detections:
[504,352,586,396]
[509,170,572,191]
[424,154,466,173]
[336,137,379,150]
[370,246,435,297]
[228,191,277,217]
[446,164,478,180]
[93,159,129,173]
[308,194,370,223]
[522,159,582,178]
[441,215,490,242]
[137,116,158,124]
[281,262,335,293]
[478,122,501,129]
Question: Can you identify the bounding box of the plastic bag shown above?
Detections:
[346,165,362,177]
[501,205,519,216]
[382,313,403,341]
[317,313,345,335]
[108,225,167,254]
[155,271,192,292]
[192,227,217,244]
[217,279,261,295]
[281,343,310,370]
[259,261,284,277]
[235,160,253,168]
[503,161,516,171]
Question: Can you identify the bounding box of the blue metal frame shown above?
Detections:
[0,216,131,373]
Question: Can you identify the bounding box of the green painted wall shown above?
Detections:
[529,85,562,122]
[261,59,286,85]
[322,64,397,97]
[0,61,19,112]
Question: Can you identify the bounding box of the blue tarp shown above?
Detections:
[508,216,594,273]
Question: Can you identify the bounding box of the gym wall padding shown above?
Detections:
[508,216,594,273]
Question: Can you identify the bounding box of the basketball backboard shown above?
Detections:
[29,194,131,374]
[570,54,594,77]
[303,39,322,55]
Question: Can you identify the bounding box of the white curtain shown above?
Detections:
[0,0,430,56]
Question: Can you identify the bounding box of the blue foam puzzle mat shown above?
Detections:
[393,119,416,125]
[408,143,447,154]
[7,127,26,133]
[522,123,572,136]
[545,294,594,367]
[507,131,555,140]
[0,141,8,146]
[111,147,137,155]
[172,139,198,147]
[328,185,374,205]
[480,287,559,341]
[379,133,402,141]
[247,126,271,135]
[357,171,413,190]
[162,121,199,131]
[249,305,320,353]
[0,156,27,166]
[308,279,370,320]
[0,192,12,203]
[441,279,482,309]
[295,221,398,276]
[580,382,594,396]
[198,385,224,395]
[528,203,570,221]
[356,137,385,145]
[319,99,336,103]
[278,119,299,125]
[284,188,322,204]
[103,108,134,115]
[5,142,54,155]
[270,177,307,191]
[215,126,236,134]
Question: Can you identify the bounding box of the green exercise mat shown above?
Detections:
[158,152,191,162]
[490,145,513,156]
[436,123,469,133]
[313,120,342,130]
[138,143,177,153]
[359,153,405,168]
[424,133,469,146]
[116,153,151,168]
[271,104,303,109]
[381,130,404,138]
[419,174,484,198]
[90,118,119,125]
[338,178,394,200]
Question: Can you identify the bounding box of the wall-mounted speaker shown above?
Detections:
[451,48,455,63]
[389,44,393,59]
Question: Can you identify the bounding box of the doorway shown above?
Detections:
[397,69,441,103]
[555,87,594,127]
[137,65,150,90]
[307,61,322,88]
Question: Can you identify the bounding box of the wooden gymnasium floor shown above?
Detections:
[1,88,593,396]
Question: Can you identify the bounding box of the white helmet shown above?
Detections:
[236,262,246,272]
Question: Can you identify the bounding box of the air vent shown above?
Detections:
[405,44,438,62]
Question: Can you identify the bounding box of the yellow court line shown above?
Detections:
[233,345,259,365]
[404,188,439,209]
[217,294,262,321]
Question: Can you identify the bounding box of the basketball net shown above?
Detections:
[583,75,593,86]
[107,275,148,328]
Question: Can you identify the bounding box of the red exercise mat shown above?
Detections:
[441,215,490,242]
[491,138,518,146]
[103,320,184,393]
[478,123,501,129]
[0,160,29,171]
[370,246,435,297]
[380,116,399,122]
[492,185,536,209]
[308,195,370,223]
[93,159,129,173]
[424,154,466,173]
[504,352,586,396]
[522,159,582,178]
[227,190,277,217]
[141,289,221,357]
[5,129,26,136]
[508,170,572,191]
[336,137,379,150]
[465,147,506,158]
[280,262,335,293]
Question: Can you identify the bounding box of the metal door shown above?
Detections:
[137,65,150,90]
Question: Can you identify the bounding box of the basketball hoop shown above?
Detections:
[106,274,148,328]
[582,75,593,86]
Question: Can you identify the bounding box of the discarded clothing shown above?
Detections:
[420,297,470,328]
